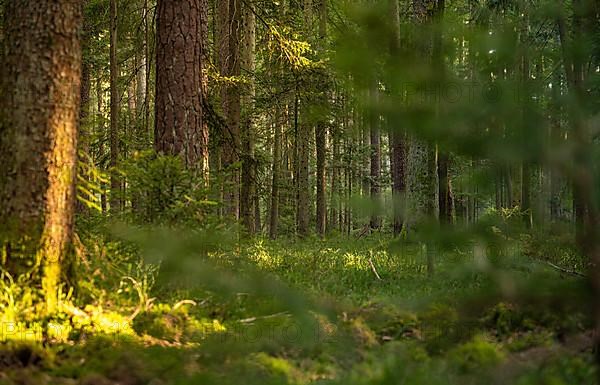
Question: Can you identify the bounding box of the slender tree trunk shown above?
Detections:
[199,0,210,181]
[97,77,107,213]
[0,0,82,313]
[240,1,256,235]
[314,0,327,236]
[520,12,532,229]
[77,56,91,215]
[315,121,327,235]
[297,110,311,237]
[549,69,562,221]
[270,114,282,239]
[369,87,381,230]
[218,0,242,219]
[437,152,451,224]
[330,124,340,232]
[143,0,152,142]
[109,0,120,213]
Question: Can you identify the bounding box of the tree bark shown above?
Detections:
[109,0,120,213]
[0,0,82,313]
[437,152,452,224]
[155,0,208,174]
[389,0,407,236]
[369,87,381,230]
[315,121,327,235]
[240,0,256,235]
[77,54,91,215]
[314,0,327,236]
[218,0,242,219]
[297,114,311,237]
[96,77,108,213]
[270,113,282,239]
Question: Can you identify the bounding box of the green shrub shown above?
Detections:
[448,334,505,373]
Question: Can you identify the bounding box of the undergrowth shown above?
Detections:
[0,223,595,385]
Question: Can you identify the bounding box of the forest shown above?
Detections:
[0,0,599,383]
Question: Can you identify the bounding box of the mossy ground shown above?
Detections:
[0,233,595,385]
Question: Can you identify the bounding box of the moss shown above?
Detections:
[505,330,553,352]
[448,334,505,373]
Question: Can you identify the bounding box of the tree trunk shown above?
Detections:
[297,115,311,237]
[109,0,120,213]
[437,152,451,224]
[0,0,82,313]
[240,1,256,235]
[330,124,340,232]
[270,113,282,239]
[369,87,381,230]
[97,77,107,213]
[315,121,327,236]
[77,55,91,215]
[389,0,407,236]
[314,0,327,236]
[155,0,207,173]
[218,0,242,219]
[520,12,532,229]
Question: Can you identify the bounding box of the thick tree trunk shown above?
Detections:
[155,0,207,173]
[0,0,82,313]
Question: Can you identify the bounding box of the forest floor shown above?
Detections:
[0,231,596,385]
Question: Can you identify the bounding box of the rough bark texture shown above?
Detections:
[240,1,256,235]
[155,0,208,173]
[0,0,82,313]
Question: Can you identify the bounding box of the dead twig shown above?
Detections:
[545,261,586,278]
[368,258,382,280]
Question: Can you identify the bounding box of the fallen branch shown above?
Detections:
[238,311,290,324]
[369,258,382,280]
[545,261,586,278]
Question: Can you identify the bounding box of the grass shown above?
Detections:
[0,229,595,385]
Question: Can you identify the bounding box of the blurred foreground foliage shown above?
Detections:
[0,216,595,384]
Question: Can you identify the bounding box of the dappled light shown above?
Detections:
[0,0,599,384]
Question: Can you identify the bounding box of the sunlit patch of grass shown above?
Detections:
[133,302,226,344]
